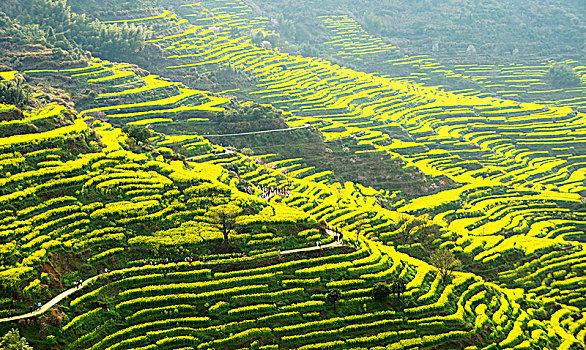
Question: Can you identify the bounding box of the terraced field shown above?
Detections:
[316,15,586,107]
[0,100,581,348]
[1,0,585,348]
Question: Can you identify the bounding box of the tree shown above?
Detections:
[207,204,242,241]
[370,282,391,301]
[429,248,462,283]
[0,77,33,109]
[0,329,33,350]
[390,279,407,306]
[326,288,342,312]
[545,63,581,88]
[122,125,152,143]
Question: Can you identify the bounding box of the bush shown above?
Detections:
[0,78,33,109]
[123,125,152,143]
[370,282,391,301]
[241,147,254,156]
[326,289,342,311]
[545,63,581,88]
[0,329,33,350]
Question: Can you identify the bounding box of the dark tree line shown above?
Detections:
[217,101,283,122]
[0,77,33,109]
[0,0,147,63]
[546,63,582,88]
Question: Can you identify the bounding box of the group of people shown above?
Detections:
[308,240,324,248]
[73,279,84,289]
[28,302,42,313]
[141,253,247,267]
[259,185,291,200]
[143,258,189,267]
[143,258,172,266]
[305,227,345,249]
[329,227,344,244]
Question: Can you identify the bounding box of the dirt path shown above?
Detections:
[0,276,98,323]
[279,229,344,255]
[185,150,234,161]
[0,228,346,323]
[202,124,311,138]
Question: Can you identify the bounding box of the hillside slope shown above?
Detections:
[0,103,578,350]
[251,0,585,60]
[0,0,585,349]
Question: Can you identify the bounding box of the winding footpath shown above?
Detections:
[0,228,345,323]
[185,150,234,161]
[176,124,312,144]
[279,229,344,255]
[184,124,311,160]
[0,276,98,323]
[202,124,311,137]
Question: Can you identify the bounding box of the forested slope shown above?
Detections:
[251,0,585,60]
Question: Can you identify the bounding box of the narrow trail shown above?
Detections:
[185,150,234,161]
[204,124,310,137]
[0,276,98,323]
[184,124,310,160]
[0,228,346,323]
[279,229,344,255]
[176,124,311,140]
